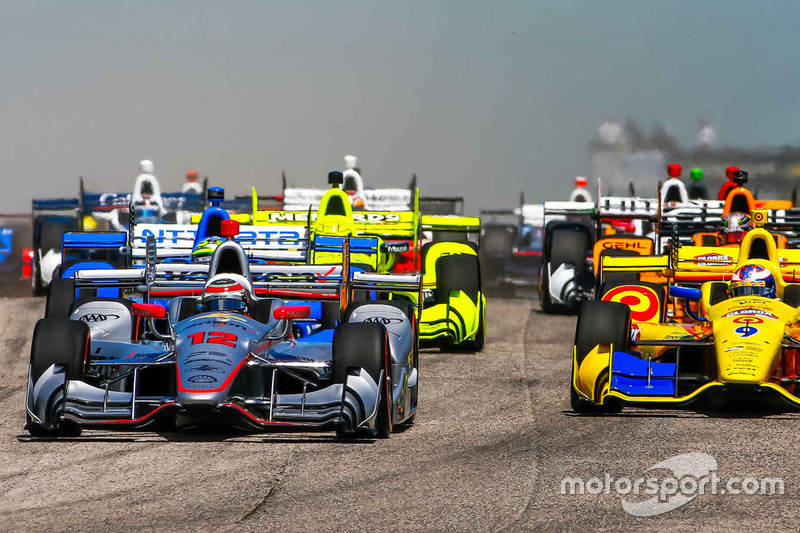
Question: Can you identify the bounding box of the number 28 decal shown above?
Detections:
[188,331,238,347]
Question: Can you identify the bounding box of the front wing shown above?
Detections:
[572,343,800,408]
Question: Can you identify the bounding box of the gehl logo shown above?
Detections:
[79,313,120,323]
[364,316,403,325]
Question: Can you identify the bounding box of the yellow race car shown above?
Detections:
[574,227,800,412]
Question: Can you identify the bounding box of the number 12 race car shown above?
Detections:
[26,226,421,439]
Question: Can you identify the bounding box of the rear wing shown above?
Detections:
[32,198,82,223]
[251,187,419,240]
[419,196,464,216]
[73,261,422,298]
[281,187,413,212]
[131,223,308,261]
[600,246,800,284]
[62,231,127,249]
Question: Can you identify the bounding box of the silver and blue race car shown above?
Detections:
[26,232,420,439]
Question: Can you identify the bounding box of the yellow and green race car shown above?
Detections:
[574,227,800,412]
[248,171,486,351]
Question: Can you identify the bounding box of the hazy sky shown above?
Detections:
[2,0,799,213]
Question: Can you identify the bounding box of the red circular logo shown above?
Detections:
[603,285,661,322]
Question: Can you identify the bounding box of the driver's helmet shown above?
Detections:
[722,212,752,244]
[202,274,252,313]
[730,263,776,298]
[192,236,224,263]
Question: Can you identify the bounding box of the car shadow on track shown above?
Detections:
[16,428,380,444]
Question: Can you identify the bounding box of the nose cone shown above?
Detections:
[714,317,782,383]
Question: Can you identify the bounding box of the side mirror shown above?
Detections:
[668,286,702,300]
[132,302,167,319]
[383,241,410,254]
[274,305,311,320]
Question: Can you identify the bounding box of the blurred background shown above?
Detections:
[2,0,800,212]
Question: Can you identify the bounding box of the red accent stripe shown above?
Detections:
[221,403,297,425]
[86,402,178,424]
[513,250,542,257]
[150,288,340,299]
[206,283,244,293]
[177,355,249,394]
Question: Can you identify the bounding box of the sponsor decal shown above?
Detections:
[79,313,120,323]
[267,212,402,223]
[383,242,410,254]
[602,285,660,323]
[725,346,745,352]
[186,365,225,373]
[364,316,404,325]
[600,240,648,251]
[694,253,733,266]
[735,324,759,338]
[187,374,218,384]
[723,309,778,321]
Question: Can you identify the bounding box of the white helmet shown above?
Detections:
[139,159,155,174]
[202,273,254,313]
[344,154,357,170]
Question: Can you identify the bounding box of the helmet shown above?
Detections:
[722,212,752,244]
[186,170,199,181]
[575,176,588,188]
[202,274,251,313]
[690,168,703,181]
[730,263,776,298]
[192,236,224,263]
[139,160,154,174]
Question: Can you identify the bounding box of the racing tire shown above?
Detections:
[45,278,76,320]
[539,264,555,313]
[549,228,589,273]
[435,254,481,303]
[571,300,629,414]
[472,301,485,351]
[332,323,391,439]
[27,318,89,436]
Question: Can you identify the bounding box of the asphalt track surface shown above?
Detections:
[2,293,800,532]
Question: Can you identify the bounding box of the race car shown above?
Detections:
[479,198,544,294]
[571,254,800,412]
[26,220,421,438]
[29,173,207,295]
[179,172,486,351]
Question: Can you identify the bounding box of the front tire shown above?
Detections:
[571,300,629,413]
[332,322,391,439]
[27,318,89,436]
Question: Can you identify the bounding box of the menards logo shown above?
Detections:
[694,253,733,266]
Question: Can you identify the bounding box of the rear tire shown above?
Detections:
[435,254,480,303]
[332,323,391,438]
[45,278,76,319]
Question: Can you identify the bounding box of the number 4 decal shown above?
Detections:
[189,331,238,347]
